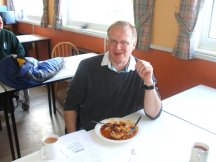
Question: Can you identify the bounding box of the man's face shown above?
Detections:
[0,16,3,30]
[107,25,136,66]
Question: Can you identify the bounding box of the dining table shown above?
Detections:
[17,34,51,60]
[12,110,216,162]
[162,84,216,135]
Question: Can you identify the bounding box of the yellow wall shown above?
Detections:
[48,0,54,25]
[152,0,179,48]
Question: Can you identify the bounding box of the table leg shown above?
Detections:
[8,94,21,158]
[35,42,39,60]
[2,93,16,160]
[51,84,56,114]
[47,85,52,116]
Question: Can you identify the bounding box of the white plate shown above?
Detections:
[94,118,141,143]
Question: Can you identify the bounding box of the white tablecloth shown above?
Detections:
[12,110,216,162]
[163,84,216,134]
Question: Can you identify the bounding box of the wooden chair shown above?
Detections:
[50,42,79,113]
[51,42,79,58]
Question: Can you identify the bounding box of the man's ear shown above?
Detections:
[105,39,109,51]
[133,41,137,50]
[106,39,108,47]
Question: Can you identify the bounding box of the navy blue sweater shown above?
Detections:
[64,55,158,131]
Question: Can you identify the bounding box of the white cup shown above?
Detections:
[190,142,209,162]
[40,134,59,160]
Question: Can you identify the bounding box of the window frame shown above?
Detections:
[195,0,216,62]
[61,0,134,35]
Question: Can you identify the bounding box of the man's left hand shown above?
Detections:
[135,60,154,85]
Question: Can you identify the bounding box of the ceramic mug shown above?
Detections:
[190,142,209,162]
[40,134,59,160]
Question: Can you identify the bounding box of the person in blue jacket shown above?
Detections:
[0,15,29,110]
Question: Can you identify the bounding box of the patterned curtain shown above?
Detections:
[7,0,15,10]
[133,0,155,51]
[52,0,62,30]
[41,0,49,28]
[172,0,205,59]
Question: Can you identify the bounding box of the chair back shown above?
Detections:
[51,42,79,58]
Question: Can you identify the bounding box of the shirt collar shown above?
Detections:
[101,51,136,72]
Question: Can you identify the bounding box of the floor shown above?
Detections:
[0,86,65,162]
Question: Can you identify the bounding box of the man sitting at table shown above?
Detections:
[64,20,162,132]
[0,15,29,111]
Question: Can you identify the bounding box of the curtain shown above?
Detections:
[172,0,205,59]
[52,0,62,30]
[40,0,49,27]
[133,0,155,51]
[7,0,15,10]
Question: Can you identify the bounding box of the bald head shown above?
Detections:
[107,21,137,42]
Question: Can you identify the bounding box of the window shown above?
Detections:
[196,0,216,60]
[13,0,43,23]
[61,0,134,35]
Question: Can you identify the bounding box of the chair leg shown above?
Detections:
[22,89,29,111]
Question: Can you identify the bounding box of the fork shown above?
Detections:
[130,115,142,133]
[91,120,106,125]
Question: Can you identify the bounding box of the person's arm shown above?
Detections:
[135,60,162,118]
[64,60,89,132]
[10,31,25,56]
[143,85,162,118]
[14,37,25,56]
[64,110,77,133]
[15,42,25,56]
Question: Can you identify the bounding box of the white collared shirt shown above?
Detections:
[101,52,136,73]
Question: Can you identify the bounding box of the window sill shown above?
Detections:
[16,20,107,39]
[62,25,107,38]
[17,19,41,26]
[148,45,216,63]
[195,49,216,63]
